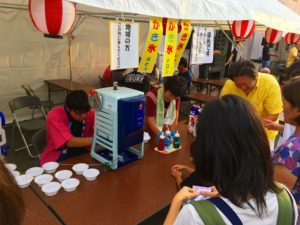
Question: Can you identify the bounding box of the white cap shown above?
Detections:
[165,128,171,136]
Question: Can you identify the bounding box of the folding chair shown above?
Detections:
[21,84,53,117]
[9,96,46,158]
[32,128,47,158]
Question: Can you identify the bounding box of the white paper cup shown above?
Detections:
[26,167,44,177]
[34,174,53,187]
[61,178,80,192]
[55,170,73,182]
[5,163,17,171]
[10,170,20,177]
[72,163,89,175]
[15,174,33,188]
[83,168,100,181]
[42,182,61,196]
[42,162,59,174]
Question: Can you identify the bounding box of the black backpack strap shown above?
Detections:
[208,197,243,225]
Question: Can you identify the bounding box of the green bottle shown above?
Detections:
[173,131,180,149]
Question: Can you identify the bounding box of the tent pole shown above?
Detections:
[214,21,236,47]
[68,36,72,81]
[67,16,84,81]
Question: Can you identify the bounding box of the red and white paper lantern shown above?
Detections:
[232,20,256,41]
[284,33,300,45]
[28,0,76,38]
[264,28,282,45]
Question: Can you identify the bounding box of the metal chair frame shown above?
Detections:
[21,84,53,118]
[9,96,47,158]
[31,128,47,158]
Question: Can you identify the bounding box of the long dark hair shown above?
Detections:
[0,161,24,225]
[192,95,277,214]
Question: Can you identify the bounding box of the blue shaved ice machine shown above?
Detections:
[90,86,145,170]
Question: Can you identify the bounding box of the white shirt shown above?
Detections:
[174,190,298,225]
[276,123,296,148]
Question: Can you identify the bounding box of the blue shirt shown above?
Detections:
[178,70,192,89]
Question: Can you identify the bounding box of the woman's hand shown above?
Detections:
[171,164,194,174]
[173,186,200,204]
[171,164,188,172]
[199,186,219,197]
[263,119,284,131]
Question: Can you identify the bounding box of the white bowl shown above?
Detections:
[42,182,61,196]
[72,163,89,175]
[42,162,59,173]
[55,170,73,182]
[5,163,17,171]
[61,178,80,192]
[10,170,20,177]
[15,174,33,188]
[26,167,44,177]
[34,174,53,187]
[83,168,100,181]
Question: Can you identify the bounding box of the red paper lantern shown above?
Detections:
[284,33,300,45]
[28,0,76,38]
[162,18,182,35]
[264,28,282,45]
[232,20,256,41]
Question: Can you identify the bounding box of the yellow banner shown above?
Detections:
[162,19,177,77]
[138,18,163,73]
[174,20,192,68]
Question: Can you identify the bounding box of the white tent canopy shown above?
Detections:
[69,0,300,33]
[0,0,300,122]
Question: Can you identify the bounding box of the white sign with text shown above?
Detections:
[190,27,214,64]
[110,22,139,70]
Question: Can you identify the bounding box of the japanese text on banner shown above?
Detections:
[190,27,214,64]
[138,18,163,73]
[110,22,139,70]
[174,20,192,68]
[162,19,177,77]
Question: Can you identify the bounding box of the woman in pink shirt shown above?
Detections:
[40,90,95,165]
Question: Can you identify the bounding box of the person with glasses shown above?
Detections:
[221,60,282,149]
[40,90,95,165]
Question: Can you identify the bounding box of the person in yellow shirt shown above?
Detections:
[221,60,282,149]
[286,44,299,68]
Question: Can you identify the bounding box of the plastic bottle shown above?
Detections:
[188,104,200,133]
[165,128,171,138]
[0,112,7,157]
[157,133,165,151]
[173,131,181,149]
[193,108,202,137]
[164,128,172,147]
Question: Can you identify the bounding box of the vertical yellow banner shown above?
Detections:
[162,19,177,77]
[174,20,192,68]
[138,18,163,73]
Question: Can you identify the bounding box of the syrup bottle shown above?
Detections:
[157,133,165,151]
[173,131,181,149]
[165,128,171,138]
